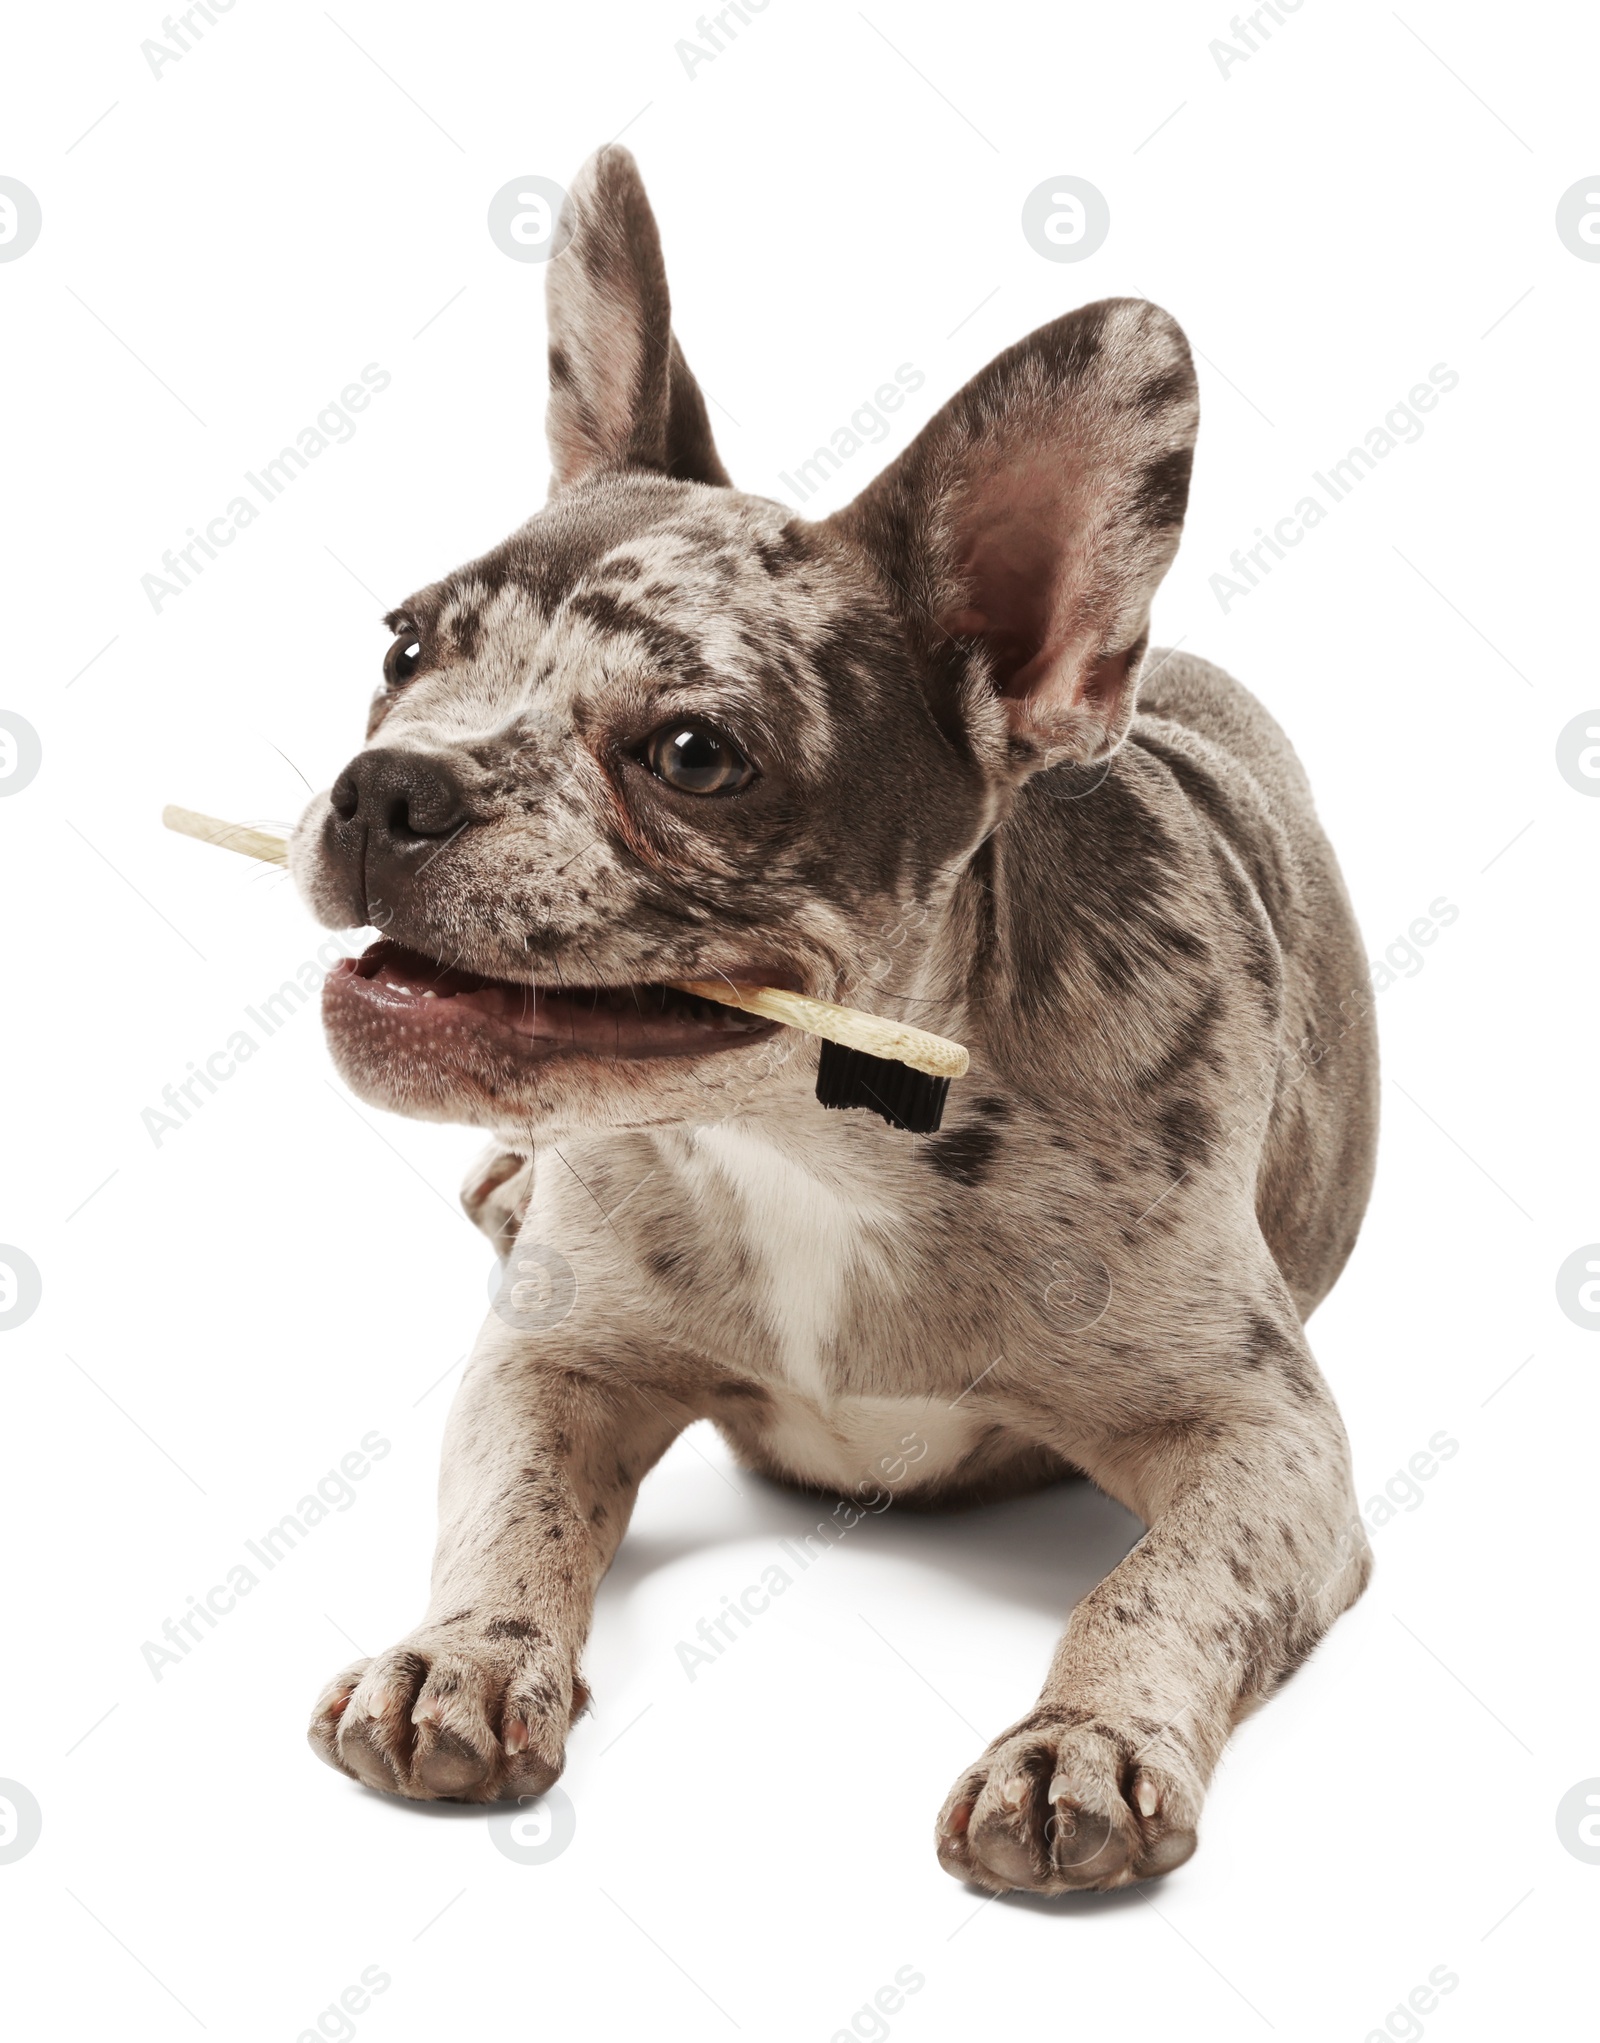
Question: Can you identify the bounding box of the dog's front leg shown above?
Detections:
[308,1320,688,1802]
[936,1334,1370,1892]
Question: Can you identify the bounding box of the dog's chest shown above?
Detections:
[685,1122,887,1401]
[676,1123,986,1487]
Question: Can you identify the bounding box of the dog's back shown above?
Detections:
[1110,647,1378,1314]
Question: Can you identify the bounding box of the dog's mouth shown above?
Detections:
[326,939,786,1062]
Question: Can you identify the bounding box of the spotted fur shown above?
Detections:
[294,147,1377,1891]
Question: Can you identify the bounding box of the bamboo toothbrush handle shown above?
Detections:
[671,981,969,1080]
[163,805,289,866]
[162,805,970,1079]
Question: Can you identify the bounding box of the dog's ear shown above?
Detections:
[830,298,1197,770]
[544,147,730,493]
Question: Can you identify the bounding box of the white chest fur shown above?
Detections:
[686,1123,985,1490]
[691,1121,880,1401]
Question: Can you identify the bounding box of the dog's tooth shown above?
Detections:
[422,990,437,999]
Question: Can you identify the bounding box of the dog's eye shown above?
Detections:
[642,721,755,795]
[384,633,423,689]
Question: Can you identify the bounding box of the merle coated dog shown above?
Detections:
[290,146,1377,1892]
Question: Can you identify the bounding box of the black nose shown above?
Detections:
[329,748,471,852]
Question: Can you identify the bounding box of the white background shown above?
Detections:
[2,0,1595,2036]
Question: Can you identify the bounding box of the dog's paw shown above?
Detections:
[460,1143,533,1259]
[935,1714,1199,1893]
[308,1620,585,1803]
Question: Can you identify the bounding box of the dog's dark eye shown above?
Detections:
[642,721,755,795]
[384,633,423,689]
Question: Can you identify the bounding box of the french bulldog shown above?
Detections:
[290,145,1378,1893]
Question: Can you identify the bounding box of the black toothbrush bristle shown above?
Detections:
[814,1042,952,1134]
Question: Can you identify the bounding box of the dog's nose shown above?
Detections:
[330,748,471,853]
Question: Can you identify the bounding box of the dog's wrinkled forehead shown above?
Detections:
[383,476,856,754]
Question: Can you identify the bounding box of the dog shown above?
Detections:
[289,145,1378,1893]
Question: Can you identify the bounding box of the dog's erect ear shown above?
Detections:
[544,147,730,493]
[830,298,1197,769]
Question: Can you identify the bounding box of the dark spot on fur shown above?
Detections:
[1130,447,1193,528]
[449,606,483,660]
[1241,1313,1283,1369]
[565,588,715,687]
[483,1617,541,1643]
[1277,1348,1321,1406]
[926,1120,1002,1188]
[1158,1096,1217,1174]
[1269,1632,1320,1689]
[1239,1311,1321,1404]
[752,525,809,577]
[1134,366,1193,417]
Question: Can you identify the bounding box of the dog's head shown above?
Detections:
[291,147,1198,1140]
